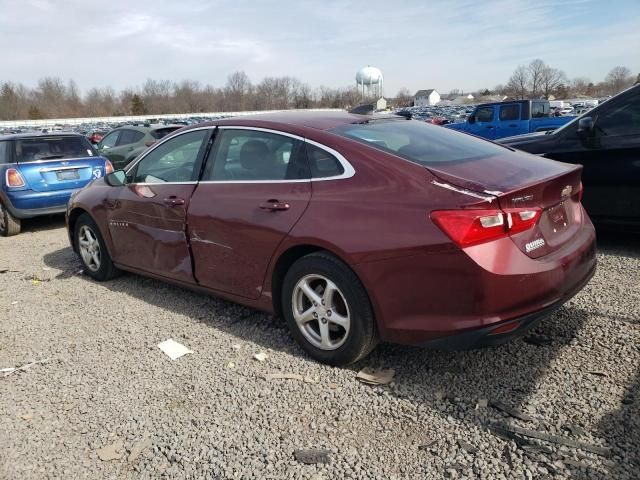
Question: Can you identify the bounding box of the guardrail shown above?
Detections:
[0,109,343,129]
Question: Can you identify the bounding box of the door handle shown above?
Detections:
[163,196,185,207]
[259,200,290,211]
[509,124,518,127]
[127,147,134,151]
[486,126,495,129]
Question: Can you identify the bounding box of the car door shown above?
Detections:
[104,128,212,283]
[496,103,526,137]
[187,127,312,299]
[468,106,496,139]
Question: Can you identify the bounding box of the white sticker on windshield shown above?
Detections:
[87,149,93,156]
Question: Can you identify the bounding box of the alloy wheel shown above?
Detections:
[78,225,101,272]
[291,274,351,350]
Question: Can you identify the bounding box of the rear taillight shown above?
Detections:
[6,168,26,187]
[104,160,114,174]
[432,209,508,247]
[432,207,541,248]
[505,208,542,235]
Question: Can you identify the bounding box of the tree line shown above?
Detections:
[1,62,637,120]
[0,72,362,121]
[497,61,636,101]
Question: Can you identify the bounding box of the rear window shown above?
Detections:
[14,136,96,163]
[151,127,182,139]
[331,119,509,166]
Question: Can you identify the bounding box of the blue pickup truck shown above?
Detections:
[445,100,575,140]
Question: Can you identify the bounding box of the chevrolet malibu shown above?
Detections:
[66,112,596,365]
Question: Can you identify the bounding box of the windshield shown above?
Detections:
[15,136,97,163]
[331,119,510,166]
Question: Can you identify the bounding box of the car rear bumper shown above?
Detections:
[1,189,76,219]
[355,209,597,346]
[418,262,594,350]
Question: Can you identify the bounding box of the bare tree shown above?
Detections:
[225,71,252,110]
[505,65,530,99]
[539,67,567,99]
[605,66,633,95]
[569,77,592,97]
[394,87,412,107]
[528,59,546,98]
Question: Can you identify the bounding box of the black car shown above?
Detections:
[500,84,640,230]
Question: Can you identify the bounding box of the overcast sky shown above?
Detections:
[1,0,639,95]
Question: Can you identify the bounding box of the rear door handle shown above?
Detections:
[509,124,518,127]
[259,200,290,211]
[163,196,185,207]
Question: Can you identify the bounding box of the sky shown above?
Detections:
[1,0,639,96]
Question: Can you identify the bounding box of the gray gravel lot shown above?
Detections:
[1,216,639,479]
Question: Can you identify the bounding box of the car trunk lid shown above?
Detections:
[427,152,584,258]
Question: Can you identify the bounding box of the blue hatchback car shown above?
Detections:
[0,133,113,235]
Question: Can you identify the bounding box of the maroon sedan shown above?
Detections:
[66,112,596,365]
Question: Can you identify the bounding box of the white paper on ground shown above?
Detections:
[158,339,193,360]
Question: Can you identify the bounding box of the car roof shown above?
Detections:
[0,132,85,141]
[109,124,183,133]
[190,110,401,132]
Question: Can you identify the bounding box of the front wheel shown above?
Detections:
[74,213,119,281]
[0,201,21,236]
[282,252,378,366]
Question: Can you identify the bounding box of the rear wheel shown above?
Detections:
[0,201,21,236]
[282,252,378,365]
[74,213,119,281]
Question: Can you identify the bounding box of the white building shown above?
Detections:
[414,89,440,106]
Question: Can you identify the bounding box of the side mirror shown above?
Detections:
[105,170,127,187]
[577,117,594,137]
[468,115,476,124]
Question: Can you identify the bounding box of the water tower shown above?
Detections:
[356,66,384,99]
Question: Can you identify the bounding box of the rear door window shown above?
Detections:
[475,106,494,122]
[117,129,142,146]
[206,129,308,181]
[499,104,520,121]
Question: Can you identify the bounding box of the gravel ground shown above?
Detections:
[1,216,639,480]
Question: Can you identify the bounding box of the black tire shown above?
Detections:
[0,201,21,236]
[74,213,120,281]
[282,252,378,366]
